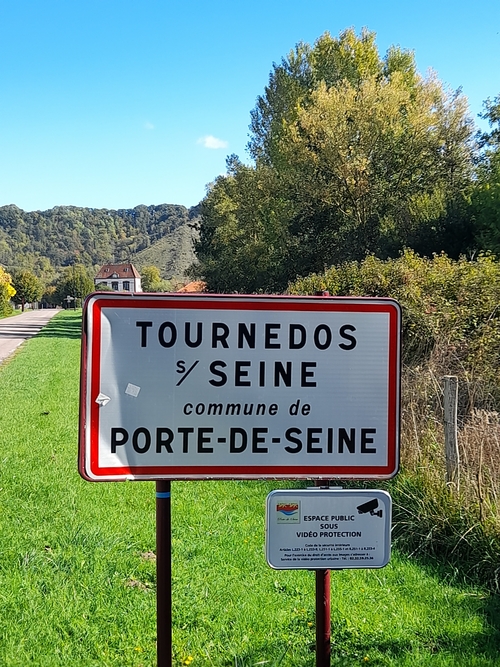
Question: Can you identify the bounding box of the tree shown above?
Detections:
[53,265,95,307]
[277,72,474,267]
[249,29,385,164]
[194,156,294,292]
[41,285,57,307]
[194,29,476,292]
[0,267,15,316]
[12,270,43,311]
[470,94,500,254]
[141,265,171,292]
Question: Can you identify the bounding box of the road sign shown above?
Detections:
[266,488,392,569]
[79,293,400,481]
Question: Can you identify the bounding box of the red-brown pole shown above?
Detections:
[156,480,172,667]
[313,434,331,667]
[315,569,331,667]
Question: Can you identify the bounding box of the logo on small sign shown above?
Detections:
[276,501,300,523]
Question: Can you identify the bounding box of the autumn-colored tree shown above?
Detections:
[141,265,171,292]
[195,29,476,292]
[0,267,16,316]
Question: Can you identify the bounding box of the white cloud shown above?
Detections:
[144,122,155,130]
[198,135,228,149]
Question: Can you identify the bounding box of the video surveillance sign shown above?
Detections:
[266,488,392,569]
[79,293,400,481]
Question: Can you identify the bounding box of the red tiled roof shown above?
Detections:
[95,263,141,280]
[177,281,206,293]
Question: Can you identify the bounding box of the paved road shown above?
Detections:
[0,308,61,364]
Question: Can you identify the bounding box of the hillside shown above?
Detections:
[132,220,199,280]
[0,203,200,279]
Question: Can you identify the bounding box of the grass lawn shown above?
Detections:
[0,310,498,666]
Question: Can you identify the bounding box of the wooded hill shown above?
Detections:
[0,203,200,280]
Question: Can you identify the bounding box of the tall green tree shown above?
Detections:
[249,29,385,164]
[195,29,476,293]
[53,265,95,307]
[12,270,43,311]
[470,94,500,254]
[195,157,294,292]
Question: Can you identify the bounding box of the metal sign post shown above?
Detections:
[316,568,331,667]
[156,480,172,667]
[315,479,331,667]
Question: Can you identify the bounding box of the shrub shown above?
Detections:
[289,250,500,402]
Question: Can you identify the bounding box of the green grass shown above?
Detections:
[0,311,499,666]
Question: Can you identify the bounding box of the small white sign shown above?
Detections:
[266,488,391,569]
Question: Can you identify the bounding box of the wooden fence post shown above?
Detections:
[443,375,460,491]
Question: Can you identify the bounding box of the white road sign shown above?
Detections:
[79,293,400,481]
[266,488,392,569]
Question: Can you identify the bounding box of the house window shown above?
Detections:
[123,281,130,291]
[111,281,119,290]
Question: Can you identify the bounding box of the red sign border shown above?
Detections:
[79,293,401,481]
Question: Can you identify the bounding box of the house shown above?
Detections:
[94,263,142,292]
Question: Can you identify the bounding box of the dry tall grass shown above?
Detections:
[401,356,500,529]
[396,352,500,590]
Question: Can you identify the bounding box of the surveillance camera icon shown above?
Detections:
[357,498,383,518]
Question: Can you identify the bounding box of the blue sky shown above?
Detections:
[0,0,498,212]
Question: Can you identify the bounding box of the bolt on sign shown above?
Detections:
[78,293,401,481]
